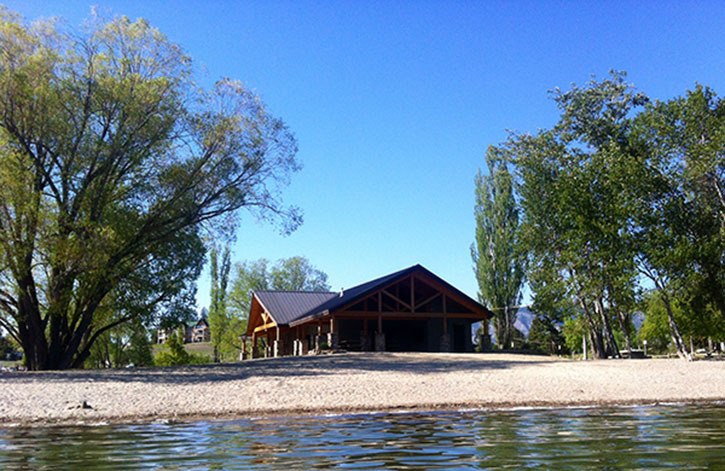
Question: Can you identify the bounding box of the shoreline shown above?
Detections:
[4,398,724,429]
[2,352,724,427]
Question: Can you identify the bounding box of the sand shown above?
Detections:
[1,352,723,426]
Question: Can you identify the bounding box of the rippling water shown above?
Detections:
[1,404,724,469]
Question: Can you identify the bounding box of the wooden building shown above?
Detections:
[245,264,492,357]
[157,316,210,344]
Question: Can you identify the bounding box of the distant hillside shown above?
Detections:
[514,306,534,337]
[478,307,644,347]
[472,306,536,346]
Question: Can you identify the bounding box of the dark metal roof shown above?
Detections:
[295,265,416,319]
[253,265,490,328]
[254,291,338,325]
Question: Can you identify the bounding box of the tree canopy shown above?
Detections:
[494,72,723,360]
[0,9,301,369]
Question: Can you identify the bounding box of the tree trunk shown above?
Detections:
[18,292,49,371]
[660,290,691,361]
[494,308,508,350]
[503,305,512,349]
[595,297,620,358]
[616,310,634,353]
[580,299,606,359]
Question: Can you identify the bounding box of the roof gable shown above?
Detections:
[291,264,489,325]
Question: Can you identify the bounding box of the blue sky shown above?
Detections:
[6,1,725,310]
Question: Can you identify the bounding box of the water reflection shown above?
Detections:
[1,404,723,470]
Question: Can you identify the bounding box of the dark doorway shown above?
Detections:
[338,319,365,351]
[384,320,428,351]
[453,324,466,352]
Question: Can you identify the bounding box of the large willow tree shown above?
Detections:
[0,9,300,370]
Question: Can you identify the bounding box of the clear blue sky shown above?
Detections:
[6,1,725,311]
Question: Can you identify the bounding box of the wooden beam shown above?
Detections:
[253,321,277,333]
[334,310,484,319]
[382,289,411,311]
[412,273,488,317]
[415,292,441,311]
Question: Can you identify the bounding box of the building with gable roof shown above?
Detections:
[245,264,492,357]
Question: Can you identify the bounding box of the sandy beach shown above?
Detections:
[1,352,723,426]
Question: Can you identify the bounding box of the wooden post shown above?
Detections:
[410,276,415,313]
[295,326,301,356]
[376,291,385,351]
[251,332,256,359]
[362,317,369,351]
[329,315,338,350]
[440,295,450,352]
[377,292,383,331]
[275,326,281,357]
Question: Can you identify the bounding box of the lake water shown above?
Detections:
[1,404,723,469]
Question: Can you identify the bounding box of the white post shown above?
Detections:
[582,335,588,361]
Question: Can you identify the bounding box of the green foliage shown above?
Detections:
[562,316,585,355]
[528,315,567,355]
[627,85,724,358]
[639,290,725,355]
[0,9,300,370]
[155,332,190,366]
[268,257,331,292]
[208,245,233,361]
[85,321,154,368]
[0,334,19,360]
[639,292,681,354]
[227,259,270,319]
[509,72,647,358]
[502,71,723,361]
[471,147,525,349]
[155,332,209,366]
[127,326,155,367]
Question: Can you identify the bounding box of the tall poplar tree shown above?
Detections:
[208,245,231,362]
[472,147,525,349]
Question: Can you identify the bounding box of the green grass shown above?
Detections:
[153,342,214,358]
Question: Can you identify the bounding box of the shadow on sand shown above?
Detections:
[1,352,556,386]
